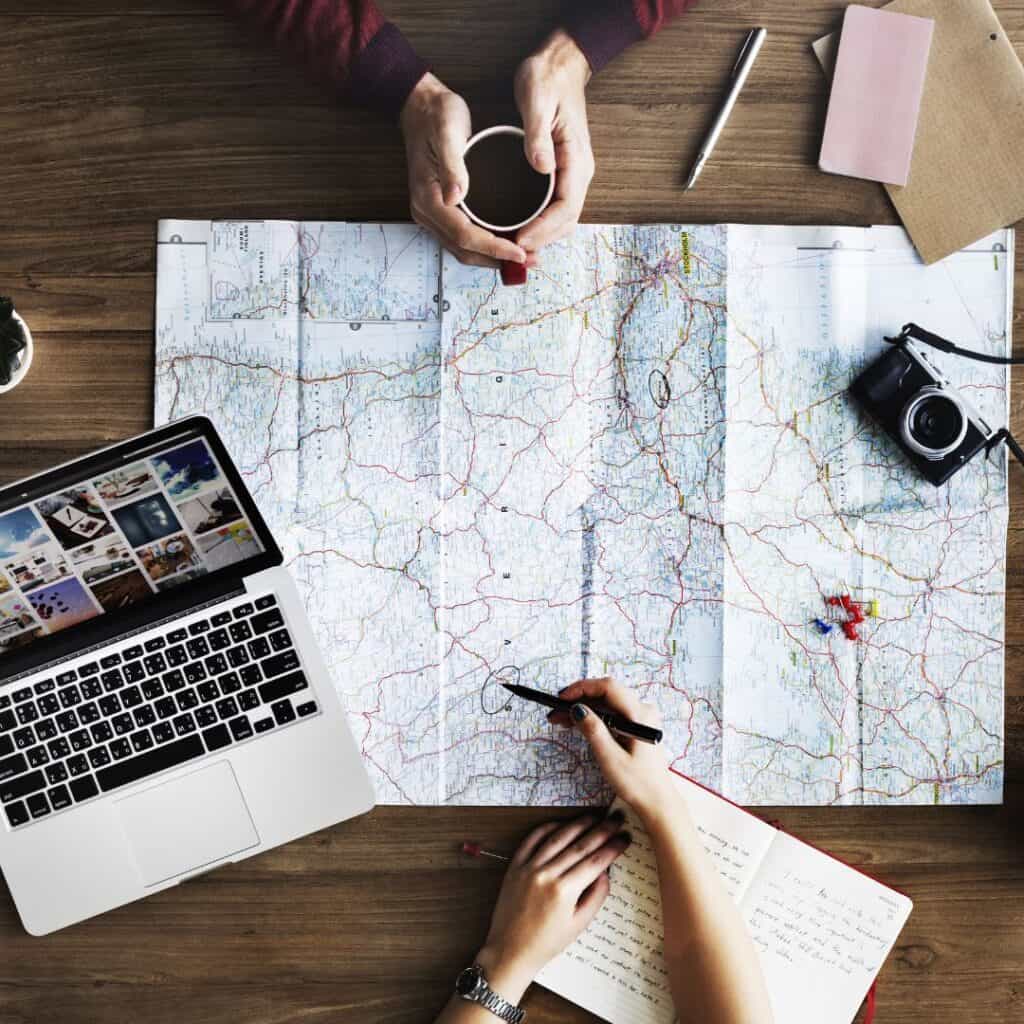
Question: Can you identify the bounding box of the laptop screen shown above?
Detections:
[0,424,276,667]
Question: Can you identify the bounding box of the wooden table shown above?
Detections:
[1,2,1022,1021]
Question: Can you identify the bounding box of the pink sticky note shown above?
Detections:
[819,5,934,187]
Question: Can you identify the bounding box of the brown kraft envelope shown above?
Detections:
[813,0,1024,264]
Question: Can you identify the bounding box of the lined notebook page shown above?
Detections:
[537,775,912,1024]
[740,832,913,1024]
[536,777,777,1024]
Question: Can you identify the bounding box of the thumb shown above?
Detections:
[571,704,626,776]
[520,96,556,175]
[437,122,470,206]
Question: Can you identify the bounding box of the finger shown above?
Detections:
[570,703,632,776]
[436,120,471,206]
[512,820,564,866]
[517,198,578,252]
[545,810,626,876]
[574,871,611,925]
[518,91,557,175]
[421,188,527,263]
[564,833,631,895]
[518,139,591,250]
[559,677,652,722]
[447,245,501,269]
[529,814,599,868]
[547,709,571,727]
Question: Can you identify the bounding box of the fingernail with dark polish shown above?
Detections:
[607,809,625,824]
[571,703,588,722]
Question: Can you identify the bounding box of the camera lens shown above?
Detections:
[899,387,968,461]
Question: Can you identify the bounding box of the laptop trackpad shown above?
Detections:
[117,761,259,886]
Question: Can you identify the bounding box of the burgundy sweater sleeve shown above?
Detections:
[224,0,428,119]
[562,0,697,73]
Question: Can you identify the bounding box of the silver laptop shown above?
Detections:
[0,417,375,934]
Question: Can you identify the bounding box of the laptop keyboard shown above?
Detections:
[1,593,320,830]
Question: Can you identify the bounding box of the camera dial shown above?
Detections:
[899,386,968,461]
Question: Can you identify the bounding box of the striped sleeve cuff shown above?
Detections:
[347,21,429,121]
[562,0,645,73]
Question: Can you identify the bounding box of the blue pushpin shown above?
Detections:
[813,618,833,635]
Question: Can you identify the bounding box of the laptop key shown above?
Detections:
[37,694,60,716]
[55,711,78,733]
[247,637,270,661]
[48,738,72,760]
[0,709,15,732]
[141,679,164,701]
[5,800,28,827]
[79,661,100,677]
[188,619,210,635]
[154,697,177,720]
[255,594,277,610]
[260,650,300,681]
[239,690,260,712]
[166,645,188,667]
[162,668,186,692]
[211,611,233,627]
[184,663,207,685]
[69,775,99,802]
[16,703,38,725]
[228,716,253,741]
[66,754,89,776]
[195,707,216,728]
[120,685,143,709]
[26,745,49,767]
[1,770,46,803]
[78,701,101,724]
[218,672,242,695]
[152,722,174,744]
[89,746,112,769]
[144,637,166,653]
[96,735,205,793]
[14,727,35,748]
[254,717,274,734]
[202,724,231,752]
[205,653,228,676]
[90,721,114,744]
[229,621,253,644]
[259,670,308,705]
[271,700,296,726]
[0,752,28,783]
[208,629,230,652]
[186,637,210,660]
[0,695,9,709]
[123,662,145,684]
[197,682,218,703]
[45,762,69,785]
[35,719,57,741]
[48,784,72,810]
[176,690,199,711]
[226,646,250,668]
[80,678,102,700]
[109,739,132,760]
[130,730,154,753]
[252,609,285,634]
[215,697,239,720]
[144,652,167,676]
[98,694,121,717]
[12,687,32,703]
[233,603,254,619]
[34,679,56,694]
[69,730,92,752]
[269,629,293,652]
[101,669,124,691]
[172,714,196,736]
[167,628,188,643]
[26,793,50,818]
[133,706,156,728]
[99,653,122,669]
[112,713,134,736]
[124,645,144,661]
[58,684,83,707]
[0,735,11,758]
[240,665,261,687]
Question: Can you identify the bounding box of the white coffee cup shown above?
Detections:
[0,310,33,394]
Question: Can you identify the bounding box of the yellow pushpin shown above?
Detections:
[867,599,880,618]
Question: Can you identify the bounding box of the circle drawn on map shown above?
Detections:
[169,234,183,243]
[648,369,671,410]
[214,281,240,301]
[481,665,521,716]
[349,322,362,331]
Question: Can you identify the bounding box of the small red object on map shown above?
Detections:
[500,260,528,286]
[842,621,860,641]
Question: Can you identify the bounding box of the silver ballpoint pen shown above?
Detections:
[685,27,767,190]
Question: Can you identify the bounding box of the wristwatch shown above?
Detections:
[455,964,526,1023]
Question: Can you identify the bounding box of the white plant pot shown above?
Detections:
[0,311,33,394]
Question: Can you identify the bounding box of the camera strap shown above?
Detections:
[885,322,1024,365]
[883,323,1024,470]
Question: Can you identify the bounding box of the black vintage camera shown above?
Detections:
[849,338,995,486]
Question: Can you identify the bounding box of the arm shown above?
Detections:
[555,679,773,1024]
[434,815,631,1023]
[222,0,426,118]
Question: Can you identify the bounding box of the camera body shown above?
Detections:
[849,340,994,486]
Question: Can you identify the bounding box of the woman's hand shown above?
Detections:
[513,30,594,256]
[400,73,528,269]
[473,813,631,1002]
[551,677,683,827]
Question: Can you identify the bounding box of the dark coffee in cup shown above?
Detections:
[463,130,553,231]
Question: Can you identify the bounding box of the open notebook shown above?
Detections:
[537,773,912,1023]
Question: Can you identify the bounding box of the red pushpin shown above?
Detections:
[842,621,860,641]
[462,840,510,862]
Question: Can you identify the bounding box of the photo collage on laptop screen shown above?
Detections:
[0,437,264,657]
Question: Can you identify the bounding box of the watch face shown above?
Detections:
[456,967,482,997]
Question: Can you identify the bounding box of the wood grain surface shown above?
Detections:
[0,2,1022,1022]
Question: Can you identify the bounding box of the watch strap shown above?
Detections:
[459,965,526,1024]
